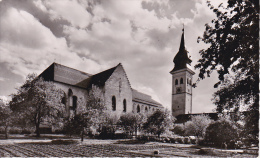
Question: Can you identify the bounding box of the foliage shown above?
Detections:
[184,115,212,138]
[64,85,105,139]
[0,101,11,139]
[195,0,259,143]
[172,124,185,136]
[118,112,147,136]
[204,114,240,148]
[98,112,119,139]
[9,73,65,137]
[143,109,174,138]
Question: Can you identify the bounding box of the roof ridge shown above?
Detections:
[53,62,92,76]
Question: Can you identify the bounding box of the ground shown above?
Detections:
[0,135,258,157]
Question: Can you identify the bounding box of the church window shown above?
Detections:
[180,78,183,84]
[187,78,189,85]
[123,99,126,112]
[145,107,148,112]
[61,93,66,105]
[137,105,140,113]
[112,96,116,111]
[72,96,77,110]
[175,79,178,85]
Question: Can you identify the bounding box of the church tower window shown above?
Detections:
[175,79,178,85]
[112,96,116,111]
[180,78,183,84]
[123,99,126,112]
[137,105,140,113]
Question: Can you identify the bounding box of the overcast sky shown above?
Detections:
[0,0,227,113]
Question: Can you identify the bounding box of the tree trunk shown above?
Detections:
[4,124,9,139]
[81,128,84,142]
[36,122,40,137]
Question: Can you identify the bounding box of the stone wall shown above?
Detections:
[104,64,133,116]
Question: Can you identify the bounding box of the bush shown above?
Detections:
[51,139,78,144]
[9,127,22,134]
[204,118,240,148]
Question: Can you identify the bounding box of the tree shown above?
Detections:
[64,85,106,141]
[98,112,118,139]
[9,74,65,137]
[184,115,212,138]
[143,109,174,138]
[204,114,240,148]
[195,0,258,143]
[118,112,147,136]
[0,100,11,139]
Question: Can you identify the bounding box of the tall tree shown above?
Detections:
[9,74,65,137]
[143,109,174,138]
[195,0,258,143]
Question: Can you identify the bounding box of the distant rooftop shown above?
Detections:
[132,89,163,107]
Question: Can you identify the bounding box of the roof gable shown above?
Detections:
[76,64,118,89]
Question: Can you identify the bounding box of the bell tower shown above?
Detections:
[170,28,195,117]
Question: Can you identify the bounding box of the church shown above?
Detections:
[39,62,163,118]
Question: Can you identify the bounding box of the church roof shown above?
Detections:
[170,28,192,73]
[132,89,163,107]
[76,64,118,89]
[39,63,92,87]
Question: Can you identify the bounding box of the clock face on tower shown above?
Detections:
[176,87,182,93]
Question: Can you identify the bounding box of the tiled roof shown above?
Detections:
[76,64,118,89]
[132,89,163,107]
[39,63,92,87]
[175,113,219,123]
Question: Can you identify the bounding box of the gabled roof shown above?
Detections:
[76,64,118,89]
[132,89,163,107]
[39,63,92,88]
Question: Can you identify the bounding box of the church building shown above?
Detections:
[170,28,195,117]
[39,62,163,117]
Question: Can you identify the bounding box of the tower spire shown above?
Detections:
[180,24,185,50]
[170,26,192,73]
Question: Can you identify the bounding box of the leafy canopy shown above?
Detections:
[9,73,65,137]
[195,0,258,142]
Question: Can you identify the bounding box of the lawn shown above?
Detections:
[0,139,258,157]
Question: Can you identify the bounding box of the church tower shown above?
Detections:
[170,28,195,117]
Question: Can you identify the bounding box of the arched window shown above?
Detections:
[137,105,140,113]
[72,96,77,110]
[187,78,189,85]
[123,99,126,112]
[180,78,183,84]
[112,96,116,111]
[175,79,178,85]
[61,92,67,105]
[61,97,66,105]
[68,89,73,108]
[145,107,148,112]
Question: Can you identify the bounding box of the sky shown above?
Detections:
[0,0,226,113]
